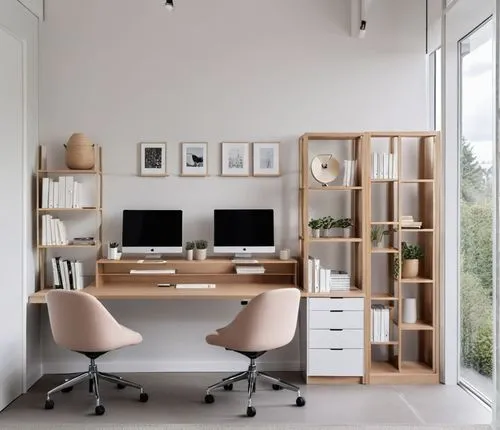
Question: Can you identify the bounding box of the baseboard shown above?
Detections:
[42,360,301,374]
[26,366,43,390]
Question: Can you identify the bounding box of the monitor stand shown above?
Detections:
[144,254,164,260]
[231,253,258,264]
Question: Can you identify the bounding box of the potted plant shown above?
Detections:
[108,242,120,260]
[308,218,322,238]
[322,216,336,237]
[194,239,208,260]
[185,241,195,261]
[401,241,424,278]
[337,218,353,238]
[371,226,390,248]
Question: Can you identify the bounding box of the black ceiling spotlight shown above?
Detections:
[164,0,174,11]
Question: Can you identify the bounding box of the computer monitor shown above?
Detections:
[122,210,183,257]
[213,209,275,256]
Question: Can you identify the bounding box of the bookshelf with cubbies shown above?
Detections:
[36,145,103,292]
[366,132,440,384]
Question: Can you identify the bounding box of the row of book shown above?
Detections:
[371,305,391,343]
[41,176,83,209]
[342,160,357,186]
[371,153,398,180]
[306,257,350,293]
[41,215,68,246]
[51,257,84,290]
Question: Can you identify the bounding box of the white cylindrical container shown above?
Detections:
[280,249,290,260]
[108,247,118,260]
[402,298,417,324]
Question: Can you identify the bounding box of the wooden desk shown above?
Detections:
[28,284,364,304]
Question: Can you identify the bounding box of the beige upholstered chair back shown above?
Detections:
[217,288,300,352]
[46,290,129,352]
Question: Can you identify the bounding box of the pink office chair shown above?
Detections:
[204,288,305,417]
[44,290,148,415]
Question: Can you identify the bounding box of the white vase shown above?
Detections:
[186,249,193,261]
[108,247,118,260]
[343,228,352,238]
[194,248,207,260]
[312,229,320,238]
[403,298,417,324]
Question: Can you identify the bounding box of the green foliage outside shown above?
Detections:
[460,138,493,378]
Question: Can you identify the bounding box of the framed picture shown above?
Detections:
[140,142,167,176]
[253,142,280,176]
[221,142,250,176]
[181,142,208,176]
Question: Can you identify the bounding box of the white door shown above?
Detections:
[0,0,38,409]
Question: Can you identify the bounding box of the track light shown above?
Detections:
[164,0,174,11]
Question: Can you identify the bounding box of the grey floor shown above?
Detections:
[0,372,492,427]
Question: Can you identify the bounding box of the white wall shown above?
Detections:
[17,0,43,19]
[39,0,428,372]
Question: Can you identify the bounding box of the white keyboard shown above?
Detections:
[231,259,259,264]
[175,283,216,289]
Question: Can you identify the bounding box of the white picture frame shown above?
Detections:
[221,142,250,176]
[181,142,208,176]
[253,142,280,176]
[140,142,167,176]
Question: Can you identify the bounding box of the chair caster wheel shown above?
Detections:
[246,406,256,417]
[117,383,126,390]
[61,386,73,393]
[139,392,149,403]
[204,394,214,404]
[95,405,105,416]
[223,384,233,391]
[44,399,54,410]
[272,384,283,390]
[296,396,306,407]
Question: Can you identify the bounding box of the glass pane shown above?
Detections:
[459,19,494,402]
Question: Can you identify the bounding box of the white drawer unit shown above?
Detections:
[309,310,364,329]
[309,298,364,311]
[308,349,364,376]
[309,329,364,349]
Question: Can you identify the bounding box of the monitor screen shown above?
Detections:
[213,209,275,254]
[122,210,183,254]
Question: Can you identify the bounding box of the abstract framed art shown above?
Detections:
[221,142,250,176]
[139,142,167,176]
[181,142,208,176]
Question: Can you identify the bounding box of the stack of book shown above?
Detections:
[401,215,422,229]
[72,237,96,246]
[41,176,83,209]
[41,215,68,246]
[342,160,357,186]
[235,265,265,274]
[307,257,351,293]
[371,304,391,342]
[51,257,84,290]
[371,153,398,180]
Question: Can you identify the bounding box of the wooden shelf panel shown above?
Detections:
[37,208,101,212]
[400,320,434,331]
[371,179,397,183]
[38,169,100,174]
[370,361,399,374]
[303,287,364,298]
[38,242,100,249]
[371,221,399,225]
[400,179,435,183]
[99,272,294,277]
[371,247,398,254]
[301,133,364,140]
[305,186,363,191]
[401,229,434,232]
[401,361,434,374]
[97,258,297,265]
[306,237,363,243]
[371,293,399,301]
[400,277,433,284]
[367,131,438,138]
[371,341,398,345]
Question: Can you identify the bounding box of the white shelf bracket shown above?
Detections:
[350,0,372,38]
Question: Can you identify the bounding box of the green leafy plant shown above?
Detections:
[336,217,352,229]
[185,241,195,251]
[195,239,208,250]
[371,226,392,242]
[109,242,119,248]
[401,242,423,260]
[321,216,336,230]
[308,218,322,230]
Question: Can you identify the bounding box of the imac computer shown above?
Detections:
[213,209,275,258]
[122,210,183,258]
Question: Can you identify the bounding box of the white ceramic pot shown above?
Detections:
[312,229,320,238]
[186,249,193,261]
[194,248,207,260]
[108,247,119,260]
[343,228,352,238]
[403,298,417,324]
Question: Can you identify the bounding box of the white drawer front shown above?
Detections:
[309,329,364,349]
[309,311,364,329]
[308,349,364,376]
[309,298,364,311]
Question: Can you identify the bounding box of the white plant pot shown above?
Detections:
[372,239,384,248]
[403,298,417,324]
[312,229,320,238]
[343,228,352,238]
[194,248,207,260]
[108,247,119,260]
[186,249,194,261]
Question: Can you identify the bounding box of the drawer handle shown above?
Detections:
[329,310,343,313]
[330,348,344,351]
[329,329,343,332]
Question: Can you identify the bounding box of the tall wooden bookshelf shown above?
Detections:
[299,131,440,384]
[36,145,102,291]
